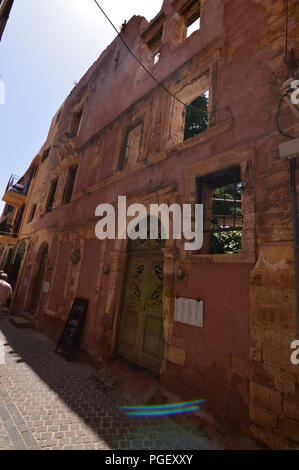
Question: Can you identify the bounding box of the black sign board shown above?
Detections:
[55,298,89,360]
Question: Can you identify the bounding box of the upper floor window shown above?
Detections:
[184,91,209,140]
[147,27,163,64]
[46,178,58,213]
[27,203,37,223]
[197,167,243,254]
[140,13,165,66]
[42,147,51,162]
[173,0,201,44]
[70,106,84,137]
[118,122,143,171]
[62,164,78,204]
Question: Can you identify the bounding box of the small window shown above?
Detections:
[173,0,201,44]
[154,51,161,65]
[42,147,51,162]
[3,204,13,216]
[27,204,37,223]
[46,179,58,213]
[147,27,163,64]
[70,107,83,137]
[118,123,143,171]
[184,92,209,140]
[62,165,78,204]
[187,14,200,37]
[197,167,243,254]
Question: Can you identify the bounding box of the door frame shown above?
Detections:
[106,187,177,376]
[116,244,165,374]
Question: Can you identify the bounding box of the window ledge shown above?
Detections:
[186,253,255,264]
[167,118,233,157]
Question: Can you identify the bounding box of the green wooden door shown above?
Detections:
[117,244,164,374]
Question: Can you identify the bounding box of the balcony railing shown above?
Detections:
[2,173,31,209]
[5,175,27,195]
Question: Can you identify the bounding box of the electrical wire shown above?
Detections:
[91,0,233,120]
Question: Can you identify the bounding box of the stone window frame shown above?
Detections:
[69,96,87,138]
[183,146,256,263]
[140,12,166,67]
[117,120,144,171]
[166,69,213,149]
[172,0,204,46]
[62,164,79,205]
[45,178,58,214]
[27,203,37,224]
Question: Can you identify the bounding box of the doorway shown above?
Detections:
[117,233,164,374]
[30,243,48,313]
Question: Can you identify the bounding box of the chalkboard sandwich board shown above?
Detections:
[55,298,89,360]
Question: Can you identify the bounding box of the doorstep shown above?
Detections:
[9,316,31,329]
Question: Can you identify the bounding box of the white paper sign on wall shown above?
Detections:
[174,297,204,328]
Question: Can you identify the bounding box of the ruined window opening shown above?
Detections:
[62,164,78,204]
[173,0,201,44]
[70,106,83,137]
[42,147,51,162]
[27,204,37,223]
[197,167,243,254]
[147,27,163,65]
[46,178,58,213]
[184,92,209,140]
[186,14,200,38]
[118,123,143,171]
[154,51,161,65]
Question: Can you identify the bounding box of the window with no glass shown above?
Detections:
[118,123,143,171]
[70,106,84,137]
[46,179,58,213]
[62,165,78,204]
[197,167,243,254]
[27,203,37,223]
[145,26,163,65]
[172,0,201,45]
[184,91,209,140]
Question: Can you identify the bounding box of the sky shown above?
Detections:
[0,0,163,212]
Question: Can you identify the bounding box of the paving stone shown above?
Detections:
[0,318,217,450]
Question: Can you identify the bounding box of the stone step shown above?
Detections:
[9,317,31,329]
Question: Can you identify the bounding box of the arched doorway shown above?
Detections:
[11,240,26,289]
[117,218,165,374]
[30,242,48,314]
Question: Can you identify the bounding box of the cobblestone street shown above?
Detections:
[0,317,216,451]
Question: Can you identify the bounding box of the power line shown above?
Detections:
[91,0,232,120]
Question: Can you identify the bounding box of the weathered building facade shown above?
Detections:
[2,0,299,448]
[0,0,14,41]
